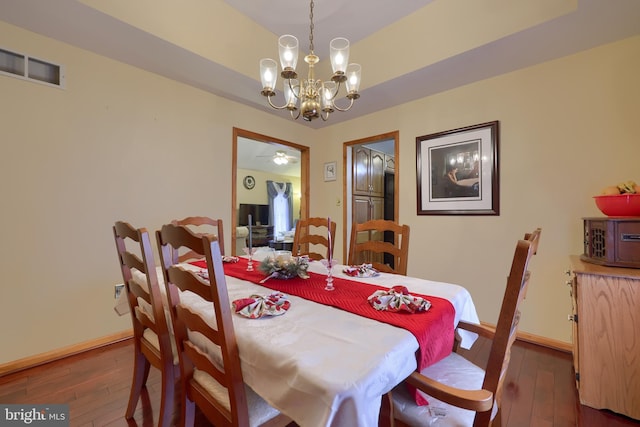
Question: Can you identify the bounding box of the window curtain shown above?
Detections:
[266,180,293,237]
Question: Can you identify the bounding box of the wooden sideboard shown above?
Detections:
[568,256,640,420]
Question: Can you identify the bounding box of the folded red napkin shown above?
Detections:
[367,285,431,313]
[232,292,291,318]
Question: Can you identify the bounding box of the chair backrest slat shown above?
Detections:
[171,216,225,261]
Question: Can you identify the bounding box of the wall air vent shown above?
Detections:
[0,47,64,88]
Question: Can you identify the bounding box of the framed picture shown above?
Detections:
[416,121,499,215]
[324,161,337,182]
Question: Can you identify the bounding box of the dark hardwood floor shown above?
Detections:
[0,337,638,426]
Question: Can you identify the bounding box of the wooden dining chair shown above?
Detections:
[171,216,225,262]
[348,219,410,275]
[292,217,336,260]
[112,221,178,427]
[156,223,288,427]
[388,228,542,427]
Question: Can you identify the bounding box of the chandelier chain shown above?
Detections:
[309,0,314,53]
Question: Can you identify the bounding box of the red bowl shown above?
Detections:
[593,194,640,217]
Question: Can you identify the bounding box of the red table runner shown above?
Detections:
[191,258,454,405]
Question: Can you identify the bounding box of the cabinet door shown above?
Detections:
[577,272,640,419]
[569,273,580,390]
[352,196,371,264]
[353,146,370,195]
[369,150,385,197]
[353,196,371,225]
[352,196,384,265]
[370,197,385,265]
[385,155,395,173]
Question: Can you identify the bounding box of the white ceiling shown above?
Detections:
[1,0,639,131]
[237,137,301,177]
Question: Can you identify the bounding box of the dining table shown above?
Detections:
[114,248,480,427]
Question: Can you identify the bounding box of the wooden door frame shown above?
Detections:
[232,127,310,256]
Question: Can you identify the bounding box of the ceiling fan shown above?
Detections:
[260,150,299,165]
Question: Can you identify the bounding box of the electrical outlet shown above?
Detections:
[114,283,125,299]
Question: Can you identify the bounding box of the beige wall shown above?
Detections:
[0,22,312,364]
[1,18,638,364]
[314,35,640,344]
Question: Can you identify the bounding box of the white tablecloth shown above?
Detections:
[115,256,479,427]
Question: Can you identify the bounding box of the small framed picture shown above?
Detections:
[324,161,337,182]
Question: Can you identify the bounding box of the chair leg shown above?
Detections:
[180,384,196,427]
[379,393,395,427]
[490,406,502,426]
[158,365,177,427]
[125,348,151,419]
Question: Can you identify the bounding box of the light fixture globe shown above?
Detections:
[329,37,349,78]
[345,63,362,99]
[258,0,361,122]
[278,35,298,79]
[260,58,277,96]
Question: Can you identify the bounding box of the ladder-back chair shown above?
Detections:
[113,221,178,427]
[389,228,542,426]
[156,223,286,427]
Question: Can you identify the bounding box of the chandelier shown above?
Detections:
[259,0,361,122]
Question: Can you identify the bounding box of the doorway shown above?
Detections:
[232,127,310,256]
[342,131,399,262]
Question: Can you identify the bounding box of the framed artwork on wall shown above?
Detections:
[324,161,337,182]
[416,121,500,215]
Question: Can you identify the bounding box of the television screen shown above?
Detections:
[238,204,270,226]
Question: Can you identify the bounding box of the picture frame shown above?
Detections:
[416,121,499,215]
[324,161,337,182]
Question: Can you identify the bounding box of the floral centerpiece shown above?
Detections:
[259,253,310,282]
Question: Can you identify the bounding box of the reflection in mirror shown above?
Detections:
[232,129,309,256]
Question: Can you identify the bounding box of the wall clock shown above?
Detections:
[243,175,255,190]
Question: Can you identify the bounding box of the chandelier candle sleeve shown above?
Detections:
[248,214,252,250]
[328,216,332,261]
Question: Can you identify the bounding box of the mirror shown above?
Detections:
[232,128,309,256]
